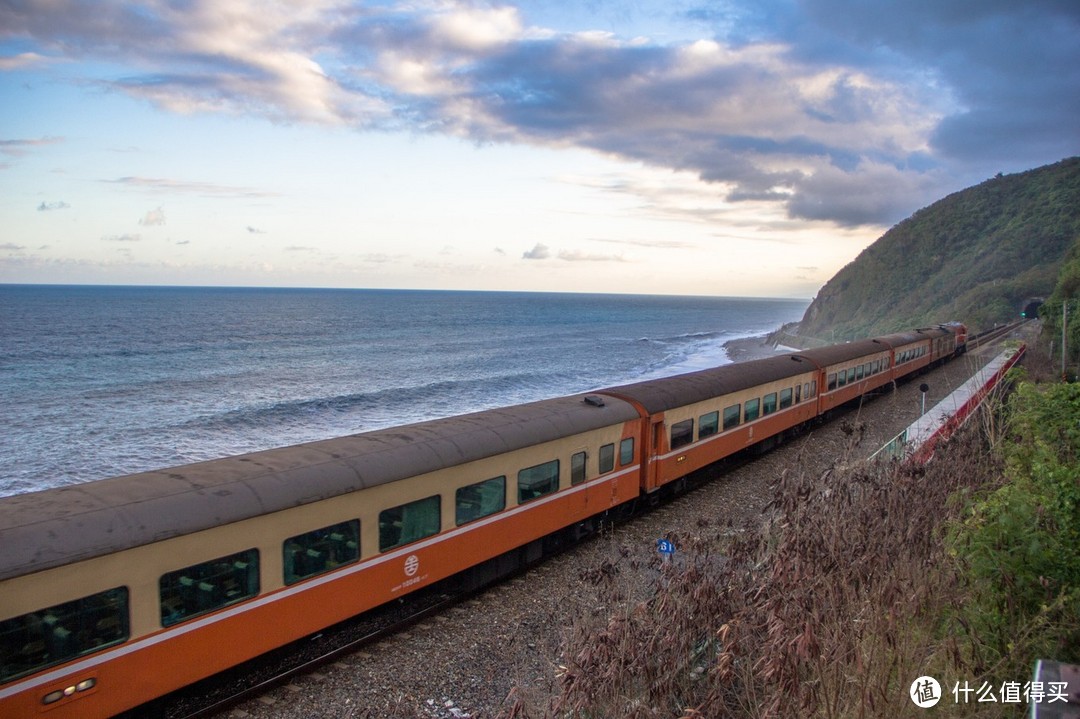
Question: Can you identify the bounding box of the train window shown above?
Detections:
[671,419,694,449]
[803,382,810,399]
[518,460,560,503]
[571,452,587,485]
[699,411,719,439]
[779,388,793,409]
[160,549,258,627]
[828,373,837,390]
[599,443,615,473]
[620,438,634,466]
[0,587,128,684]
[837,371,847,387]
[762,393,777,416]
[794,385,801,404]
[283,520,360,585]
[848,368,857,384]
[722,404,740,430]
[744,398,760,422]
[456,476,506,525]
[811,380,817,397]
[380,496,441,551]
[856,365,864,380]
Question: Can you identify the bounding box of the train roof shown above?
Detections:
[598,353,817,414]
[876,327,949,346]
[0,393,641,581]
[794,338,891,367]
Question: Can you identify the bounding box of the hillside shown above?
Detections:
[797,157,1080,340]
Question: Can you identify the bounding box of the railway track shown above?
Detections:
[967,319,1030,349]
[124,324,1033,719]
[120,587,462,718]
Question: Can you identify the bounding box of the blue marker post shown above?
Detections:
[657,538,675,563]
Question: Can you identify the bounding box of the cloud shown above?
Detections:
[522,242,551,260]
[557,249,625,262]
[37,200,70,211]
[0,52,55,70]
[359,253,403,264]
[5,0,1078,228]
[795,0,1080,168]
[1,243,27,250]
[1,137,64,157]
[522,243,625,262]
[106,176,279,198]
[102,233,141,242]
[139,206,166,225]
[246,225,266,234]
[593,238,696,249]
[0,1,384,125]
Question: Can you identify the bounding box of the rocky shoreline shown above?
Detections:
[722,333,783,363]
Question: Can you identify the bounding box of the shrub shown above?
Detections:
[949,382,1080,671]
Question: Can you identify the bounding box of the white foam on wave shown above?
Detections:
[632,330,769,381]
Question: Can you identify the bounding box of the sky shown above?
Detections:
[1,1,1078,298]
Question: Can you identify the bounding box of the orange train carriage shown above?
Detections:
[0,323,965,717]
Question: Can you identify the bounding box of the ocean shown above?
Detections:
[0,285,808,497]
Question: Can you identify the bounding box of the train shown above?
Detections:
[0,322,967,717]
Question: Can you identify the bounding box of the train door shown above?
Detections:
[646,415,665,492]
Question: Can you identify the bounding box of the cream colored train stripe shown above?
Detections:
[1,465,639,701]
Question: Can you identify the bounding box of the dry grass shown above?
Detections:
[507,423,1019,719]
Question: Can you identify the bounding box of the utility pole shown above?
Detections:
[1064,300,1069,381]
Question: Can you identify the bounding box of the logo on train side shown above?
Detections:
[404,554,419,577]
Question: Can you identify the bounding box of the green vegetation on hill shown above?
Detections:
[1039,235,1080,372]
[798,157,1080,340]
